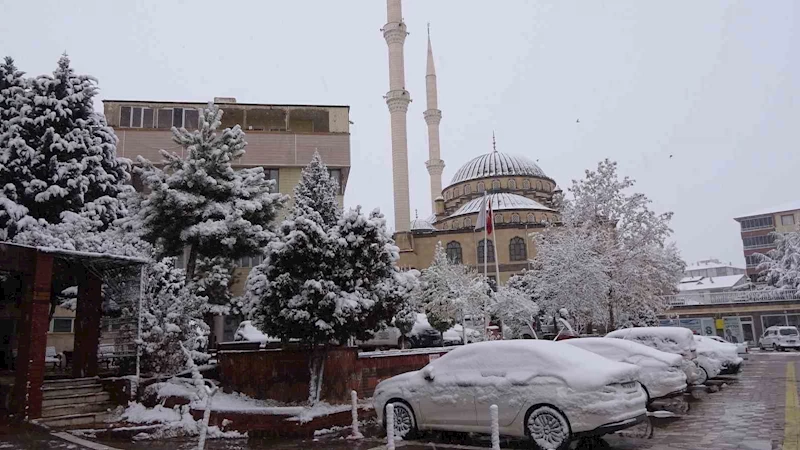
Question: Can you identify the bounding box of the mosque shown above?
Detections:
[382,0,562,284]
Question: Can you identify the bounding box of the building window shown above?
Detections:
[464,217,472,228]
[477,239,495,263]
[536,181,543,190]
[477,182,485,193]
[119,106,155,128]
[509,237,527,261]
[328,169,343,195]
[511,213,520,223]
[522,179,531,190]
[740,216,774,231]
[51,318,73,333]
[508,179,517,189]
[445,191,451,200]
[782,214,795,226]
[157,108,173,128]
[168,108,200,129]
[453,219,462,229]
[464,184,471,195]
[745,254,762,267]
[743,234,776,249]
[239,254,264,268]
[527,213,536,223]
[492,180,501,190]
[264,168,279,193]
[446,241,462,264]
[494,213,503,224]
[456,187,462,197]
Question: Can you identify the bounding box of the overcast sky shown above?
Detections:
[1,0,798,266]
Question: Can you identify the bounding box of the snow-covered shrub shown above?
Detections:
[490,285,539,339]
[757,230,800,293]
[139,258,209,375]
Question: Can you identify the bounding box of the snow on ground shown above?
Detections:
[358,346,454,358]
[234,320,280,343]
[109,402,247,440]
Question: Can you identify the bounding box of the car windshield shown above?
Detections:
[780,329,798,336]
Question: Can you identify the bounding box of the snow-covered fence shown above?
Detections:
[664,289,800,306]
[490,404,500,450]
[386,403,395,450]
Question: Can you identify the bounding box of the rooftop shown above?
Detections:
[448,192,554,219]
[103,99,350,109]
[449,152,549,187]
[677,274,747,292]
[735,201,800,220]
[685,259,743,271]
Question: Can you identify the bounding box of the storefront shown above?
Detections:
[659,315,755,345]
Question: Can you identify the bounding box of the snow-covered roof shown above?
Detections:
[410,218,436,232]
[424,214,437,224]
[0,241,150,270]
[448,192,554,219]
[677,274,747,292]
[735,201,800,220]
[448,152,548,187]
[685,260,742,271]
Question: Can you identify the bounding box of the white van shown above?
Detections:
[759,326,800,351]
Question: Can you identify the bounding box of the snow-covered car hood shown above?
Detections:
[606,327,696,359]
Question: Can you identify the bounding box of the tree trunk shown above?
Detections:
[608,304,615,332]
[185,245,198,281]
[308,347,327,405]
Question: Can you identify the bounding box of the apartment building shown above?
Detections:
[734,202,800,281]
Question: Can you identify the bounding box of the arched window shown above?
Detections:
[464,217,472,228]
[508,179,517,190]
[477,181,485,192]
[456,187,462,197]
[446,241,463,264]
[494,213,503,224]
[464,184,471,195]
[509,237,527,261]
[492,179,501,190]
[511,213,520,223]
[522,179,531,190]
[454,218,462,229]
[477,239,495,263]
[536,181,542,191]
[527,213,536,223]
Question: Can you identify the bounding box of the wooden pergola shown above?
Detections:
[0,242,148,419]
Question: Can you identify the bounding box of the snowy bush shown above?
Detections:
[490,285,539,339]
[757,230,800,293]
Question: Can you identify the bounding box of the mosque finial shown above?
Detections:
[415,209,419,219]
[492,131,497,152]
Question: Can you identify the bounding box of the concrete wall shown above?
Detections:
[774,210,800,233]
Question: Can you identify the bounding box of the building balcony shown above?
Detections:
[663,289,800,307]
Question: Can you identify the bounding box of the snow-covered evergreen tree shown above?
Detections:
[192,256,238,315]
[0,55,131,239]
[136,102,285,279]
[758,230,800,293]
[139,258,209,375]
[418,242,492,336]
[247,153,411,403]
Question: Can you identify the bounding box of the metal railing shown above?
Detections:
[663,289,800,306]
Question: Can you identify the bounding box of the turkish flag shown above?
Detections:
[486,198,494,235]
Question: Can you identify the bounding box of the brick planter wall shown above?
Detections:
[218,345,452,404]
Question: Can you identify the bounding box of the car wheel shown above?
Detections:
[696,366,709,385]
[526,405,571,450]
[386,400,417,440]
[774,344,780,352]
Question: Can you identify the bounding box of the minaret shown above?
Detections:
[424,24,445,214]
[383,0,412,233]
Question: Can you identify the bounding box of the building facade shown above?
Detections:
[734,202,800,281]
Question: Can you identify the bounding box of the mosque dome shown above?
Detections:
[410,217,437,232]
[448,192,554,219]
[448,152,548,187]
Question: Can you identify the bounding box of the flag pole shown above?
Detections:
[492,211,501,286]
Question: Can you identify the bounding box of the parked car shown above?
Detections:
[562,337,687,402]
[695,336,744,375]
[374,340,647,450]
[359,314,482,350]
[605,327,705,385]
[707,335,748,355]
[690,336,725,380]
[759,326,800,351]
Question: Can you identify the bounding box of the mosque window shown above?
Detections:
[494,213,503,224]
[511,213,520,223]
[446,241,463,264]
[477,239,495,263]
[464,217,472,228]
[508,179,517,189]
[464,184,471,195]
[522,179,531,190]
[509,237,527,261]
[536,181,543,190]
[454,219,462,229]
[456,187,463,197]
[445,190,451,200]
[527,213,536,223]
[477,182,485,192]
[492,179,501,190]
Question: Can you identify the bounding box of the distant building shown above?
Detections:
[734,202,800,281]
[684,259,746,278]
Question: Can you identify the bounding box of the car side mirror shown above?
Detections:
[422,366,434,381]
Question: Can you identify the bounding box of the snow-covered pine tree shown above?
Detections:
[192,256,238,316]
[248,153,412,403]
[136,102,285,279]
[758,230,800,293]
[8,55,131,235]
[418,242,491,337]
[139,258,210,375]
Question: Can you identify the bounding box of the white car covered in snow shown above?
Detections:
[707,335,748,355]
[562,337,687,402]
[605,327,706,385]
[695,336,744,375]
[374,340,647,450]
